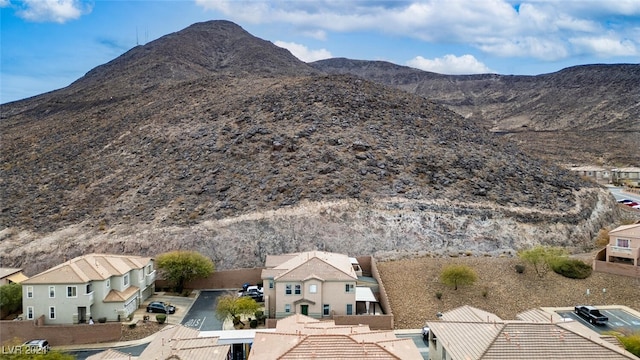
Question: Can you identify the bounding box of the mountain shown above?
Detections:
[311,58,640,165]
[0,20,627,274]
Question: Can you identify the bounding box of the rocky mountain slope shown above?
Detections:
[0,20,627,274]
[311,58,640,165]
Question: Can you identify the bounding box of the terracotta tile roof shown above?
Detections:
[250,314,422,359]
[86,348,131,360]
[439,305,503,322]
[22,254,152,284]
[103,286,139,302]
[427,307,637,360]
[262,251,357,281]
[139,324,229,360]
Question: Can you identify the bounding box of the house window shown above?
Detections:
[49,286,55,298]
[285,304,291,313]
[309,284,317,293]
[269,281,274,289]
[106,279,110,288]
[67,286,77,298]
[285,284,292,295]
[294,284,301,295]
[346,304,353,315]
[27,286,33,298]
[345,284,354,293]
[617,238,630,248]
[323,304,330,316]
[27,307,34,319]
[86,283,93,294]
[123,274,130,287]
[49,306,56,319]
[147,264,152,274]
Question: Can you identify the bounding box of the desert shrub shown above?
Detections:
[98,317,107,323]
[551,258,592,279]
[481,288,488,298]
[435,292,443,300]
[440,264,477,290]
[518,246,567,278]
[128,323,137,329]
[594,228,610,247]
[617,332,640,357]
[156,314,167,324]
[515,264,525,274]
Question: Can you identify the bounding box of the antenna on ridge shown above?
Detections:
[136,26,139,46]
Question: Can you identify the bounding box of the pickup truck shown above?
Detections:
[574,305,608,325]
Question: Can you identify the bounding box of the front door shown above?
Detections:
[78,307,87,323]
[301,305,309,316]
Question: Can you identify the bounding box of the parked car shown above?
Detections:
[243,288,264,302]
[23,339,50,353]
[633,204,640,209]
[625,202,639,207]
[147,301,176,314]
[574,305,608,325]
[618,199,632,204]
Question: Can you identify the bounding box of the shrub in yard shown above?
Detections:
[435,292,443,300]
[250,319,258,329]
[98,317,107,323]
[616,332,640,357]
[515,264,525,274]
[440,264,477,290]
[128,323,137,329]
[551,258,592,279]
[156,314,167,324]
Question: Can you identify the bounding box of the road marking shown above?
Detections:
[199,316,206,331]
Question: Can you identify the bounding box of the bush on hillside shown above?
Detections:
[551,258,592,279]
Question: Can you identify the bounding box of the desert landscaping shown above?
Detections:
[378,253,640,329]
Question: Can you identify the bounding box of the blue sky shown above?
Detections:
[1,0,639,104]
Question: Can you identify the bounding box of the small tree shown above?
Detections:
[440,264,477,290]
[0,283,22,315]
[156,251,214,293]
[215,294,261,326]
[518,246,566,278]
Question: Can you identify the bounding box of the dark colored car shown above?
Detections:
[147,301,176,314]
[243,288,264,302]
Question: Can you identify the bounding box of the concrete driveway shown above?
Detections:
[133,292,197,324]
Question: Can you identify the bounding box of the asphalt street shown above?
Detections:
[557,308,640,335]
[181,290,227,331]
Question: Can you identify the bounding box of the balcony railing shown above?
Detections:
[85,292,94,305]
[607,244,640,259]
[146,270,156,286]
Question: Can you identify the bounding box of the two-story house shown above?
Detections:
[21,253,156,325]
[261,251,358,319]
[594,223,640,278]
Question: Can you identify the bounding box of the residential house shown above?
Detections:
[594,223,640,278]
[612,167,640,187]
[21,254,156,325]
[569,165,611,184]
[249,313,421,359]
[261,251,362,319]
[0,268,28,285]
[425,306,637,360]
[87,324,230,360]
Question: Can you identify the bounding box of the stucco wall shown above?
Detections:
[0,316,121,346]
[156,268,263,290]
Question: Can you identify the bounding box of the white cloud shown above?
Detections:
[570,35,638,57]
[406,54,493,75]
[193,0,640,62]
[0,0,10,8]
[274,41,332,62]
[16,0,91,23]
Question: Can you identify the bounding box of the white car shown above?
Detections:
[23,339,50,353]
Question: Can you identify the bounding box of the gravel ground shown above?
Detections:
[377,254,640,329]
[120,321,166,341]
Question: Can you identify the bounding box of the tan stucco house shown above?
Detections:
[261,251,360,319]
[249,313,421,359]
[594,223,640,278]
[21,253,155,324]
[612,167,640,187]
[425,305,637,360]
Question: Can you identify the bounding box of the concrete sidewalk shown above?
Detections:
[55,291,198,352]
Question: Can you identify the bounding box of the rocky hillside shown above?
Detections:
[0,21,627,274]
[311,58,640,165]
